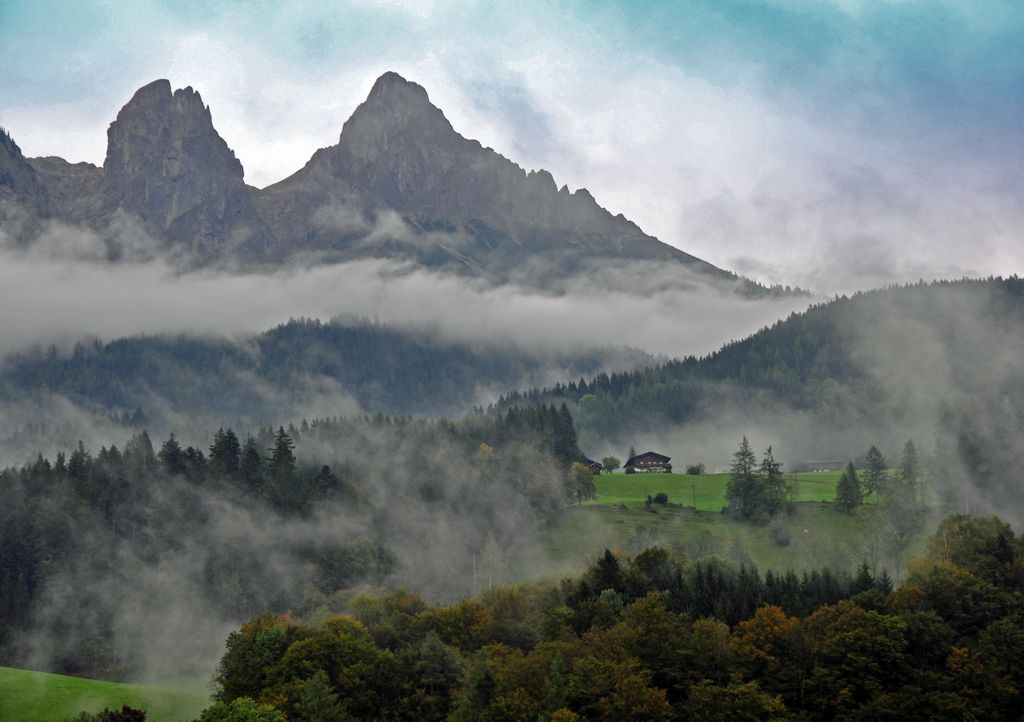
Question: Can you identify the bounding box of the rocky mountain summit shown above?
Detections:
[0,127,51,241]
[101,79,270,254]
[2,72,770,290]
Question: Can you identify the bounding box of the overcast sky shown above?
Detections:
[1,0,1022,292]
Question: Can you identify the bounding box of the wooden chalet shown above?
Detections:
[583,458,604,475]
[624,451,671,473]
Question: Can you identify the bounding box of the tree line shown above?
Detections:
[168,514,1024,721]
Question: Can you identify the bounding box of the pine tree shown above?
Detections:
[209,428,241,478]
[760,445,789,515]
[589,549,625,593]
[158,434,186,476]
[239,434,264,495]
[553,403,580,465]
[267,427,297,507]
[835,461,863,514]
[68,440,91,481]
[863,445,887,500]
[726,437,759,519]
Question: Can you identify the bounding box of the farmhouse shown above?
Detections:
[583,458,604,475]
[624,451,671,473]
[794,459,846,472]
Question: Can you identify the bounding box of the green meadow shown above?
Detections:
[588,470,846,510]
[545,470,927,577]
[0,667,208,722]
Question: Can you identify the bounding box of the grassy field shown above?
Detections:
[589,470,847,510]
[546,470,927,578]
[0,667,209,722]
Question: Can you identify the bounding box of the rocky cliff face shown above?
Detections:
[100,80,269,255]
[0,128,51,243]
[5,72,763,290]
[256,72,733,281]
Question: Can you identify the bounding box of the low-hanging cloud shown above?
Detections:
[0,246,812,365]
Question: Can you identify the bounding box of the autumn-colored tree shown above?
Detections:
[684,679,788,721]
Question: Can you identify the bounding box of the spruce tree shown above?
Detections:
[553,403,580,465]
[726,436,759,519]
[760,445,788,515]
[239,434,264,495]
[158,433,186,476]
[863,445,887,500]
[835,461,863,514]
[209,428,241,478]
[268,427,298,507]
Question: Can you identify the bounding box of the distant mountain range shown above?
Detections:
[1,72,784,293]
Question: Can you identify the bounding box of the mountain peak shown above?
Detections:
[368,71,429,101]
[99,80,266,253]
[328,70,454,160]
[115,79,210,126]
[128,78,172,103]
[353,70,443,126]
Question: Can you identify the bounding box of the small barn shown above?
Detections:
[583,458,604,475]
[624,451,672,473]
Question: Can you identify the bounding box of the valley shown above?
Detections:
[1,3,1022,716]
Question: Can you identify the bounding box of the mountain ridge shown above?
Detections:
[4,72,784,293]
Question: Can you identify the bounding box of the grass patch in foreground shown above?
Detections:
[0,666,209,722]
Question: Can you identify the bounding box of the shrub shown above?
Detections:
[653,492,669,505]
[769,520,791,547]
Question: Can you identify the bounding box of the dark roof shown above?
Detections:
[625,451,671,466]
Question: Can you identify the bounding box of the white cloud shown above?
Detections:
[0,251,812,363]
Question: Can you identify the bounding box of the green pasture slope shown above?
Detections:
[546,470,927,575]
[589,470,846,510]
[0,667,208,722]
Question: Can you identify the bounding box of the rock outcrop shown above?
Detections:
[0,127,51,242]
[99,79,269,255]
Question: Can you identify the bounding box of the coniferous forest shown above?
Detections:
[5,5,1024,719]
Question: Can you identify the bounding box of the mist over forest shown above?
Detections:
[503,277,1024,526]
[3,5,1024,717]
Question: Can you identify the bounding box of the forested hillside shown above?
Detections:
[500,278,1024,522]
[0,317,645,438]
[0,405,584,680]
